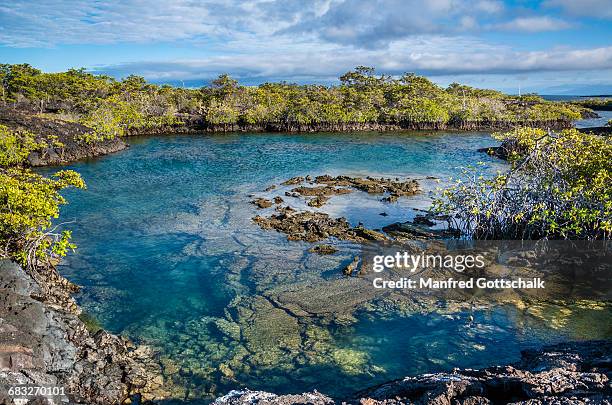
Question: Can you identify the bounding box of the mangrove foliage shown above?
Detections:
[1,64,586,142]
[435,127,612,240]
[0,124,85,270]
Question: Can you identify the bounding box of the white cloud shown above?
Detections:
[1,0,610,89]
[492,16,573,32]
[460,16,478,29]
[0,0,568,49]
[0,0,291,47]
[474,0,504,14]
[544,0,612,19]
[93,40,612,82]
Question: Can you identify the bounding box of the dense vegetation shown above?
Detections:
[1,64,585,143]
[0,124,84,270]
[572,98,612,111]
[435,127,611,240]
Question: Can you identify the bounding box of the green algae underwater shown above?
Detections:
[41,131,612,402]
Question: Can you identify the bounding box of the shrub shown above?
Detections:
[0,125,85,269]
[0,125,41,166]
[434,127,611,240]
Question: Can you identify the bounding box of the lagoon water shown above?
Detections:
[42,131,611,402]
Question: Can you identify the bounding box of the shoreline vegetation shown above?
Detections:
[1,64,590,146]
[572,97,612,111]
[0,64,610,403]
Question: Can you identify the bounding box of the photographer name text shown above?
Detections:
[372,277,545,289]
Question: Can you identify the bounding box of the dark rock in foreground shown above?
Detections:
[0,260,167,404]
[214,340,612,404]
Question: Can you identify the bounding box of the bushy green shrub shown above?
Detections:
[434,127,611,240]
[0,125,85,269]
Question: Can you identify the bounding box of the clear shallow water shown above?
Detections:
[41,131,610,402]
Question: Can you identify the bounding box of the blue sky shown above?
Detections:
[1,0,611,94]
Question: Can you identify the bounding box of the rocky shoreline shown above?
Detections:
[0,260,168,404]
[124,117,575,134]
[0,107,581,167]
[0,107,129,167]
[215,340,612,404]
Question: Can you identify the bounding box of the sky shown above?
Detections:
[0,0,611,94]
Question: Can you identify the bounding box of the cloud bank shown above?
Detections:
[0,0,610,89]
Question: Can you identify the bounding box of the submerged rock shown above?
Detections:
[308,245,339,255]
[214,340,612,404]
[281,176,304,186]
[332,348,370,375]
[251,198,274,209]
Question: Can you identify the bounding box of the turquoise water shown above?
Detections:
[42,131,610,402]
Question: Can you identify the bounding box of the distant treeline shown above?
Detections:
[1,64,586,142]
[572,98,612,111]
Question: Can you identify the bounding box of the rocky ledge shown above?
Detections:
[279,175,421,206]
[0,260,168,404]
[0,107,128,166]
[215,340,612,405]
[254,207,388,243]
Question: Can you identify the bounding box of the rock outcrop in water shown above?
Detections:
[253,210,387,243]
[252,198,274,208]
[313,175,420,198]
[382,221,460,240]
[0,260,167,404]
[260,174,420,211]
[252,173,455,244]
[215,340,612,404]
